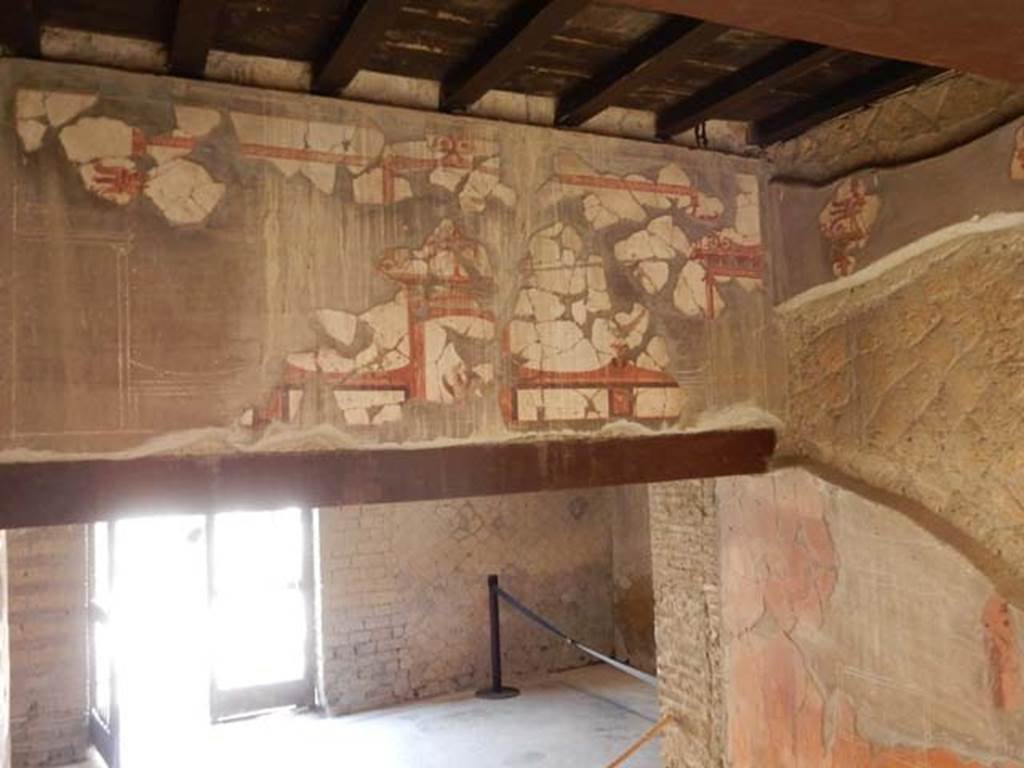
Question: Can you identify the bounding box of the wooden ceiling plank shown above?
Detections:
[555,18,727,128]
[753,60,942,145]
[0,430,776,529]
[0,0,40,58]
[655,42,841,138]
[169,0,228,78]
[313,0,406,95]
[440,0,589,112]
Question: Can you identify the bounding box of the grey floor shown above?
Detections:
[72,665,662,767]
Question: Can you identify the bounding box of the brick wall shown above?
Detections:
[650,479,723,768]
[6,527,88,768]
[1,532,11,768]
[317,488,618,714]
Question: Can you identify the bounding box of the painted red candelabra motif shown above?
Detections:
[819,177,880,277]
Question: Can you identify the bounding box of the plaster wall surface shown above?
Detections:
[5,527,87,768]
[316,488,620,714]
[718,468,1024,767]
[611,484,656,674]
[0,59,769,471]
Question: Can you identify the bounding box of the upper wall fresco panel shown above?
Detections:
[771,116,1024,302]
[0,60,769,457]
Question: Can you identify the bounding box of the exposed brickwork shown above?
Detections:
[649,479,722,768]
[5,527,88,768]
[317,489,618,714]
[770,73,1024,182]
[778,226,1024,605]
[1,533,11,768]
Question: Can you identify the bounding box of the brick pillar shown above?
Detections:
[649,480,723,768]
[1,532,11,768]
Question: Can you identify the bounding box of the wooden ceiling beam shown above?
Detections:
[169,0,227,78]
[753,60,942,145]
[440,0,588,113]
[655,42,842,139]
[313,0,405,96]
[611,0,1024,85]
[0,0,40,58]
[555,18,726,128]
[0,430,776,530]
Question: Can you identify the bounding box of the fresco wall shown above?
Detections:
[770,116,1024,300]
[0,60,769,458]
[718,469,1024,767]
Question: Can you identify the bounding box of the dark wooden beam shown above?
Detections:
[0,430,776,530]
[656,42,841,139]
[613,1,1019,85]
[440,0,588,112]
[168,0,227,78]
[753,60,942,145]
[0,0,40,58]
[313,0,405,96]
[555,18,726,128]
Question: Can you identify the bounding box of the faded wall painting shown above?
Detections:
[770,117,1024,301]
[0,61,767,455]
[720,470,1024,767]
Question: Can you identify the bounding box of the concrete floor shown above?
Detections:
[72,665,662,767]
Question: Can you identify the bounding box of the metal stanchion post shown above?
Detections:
[476,574,520,699]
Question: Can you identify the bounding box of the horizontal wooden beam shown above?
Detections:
[556,18,726,128]
[168,0,227,78]
[313,0,405,95]
[614,0,1017,84]
[0,0,40,58]
[753,60,942,145]
[656,42,841,139]
[0,430,776,529]
[441,0,588,112]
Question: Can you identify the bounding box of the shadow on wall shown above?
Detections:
[719,469,1024,767]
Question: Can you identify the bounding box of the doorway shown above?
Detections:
[88,508,315,768]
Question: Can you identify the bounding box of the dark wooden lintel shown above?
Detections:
[656,42,840,139]
[169,0,228,78]
[313,0,405,96]
[440,0,588,112]
[555,18,727,127]
[0,430,776,529]
[753,60,942,145]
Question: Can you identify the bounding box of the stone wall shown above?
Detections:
[317,488,618,714]
[717,469,1024,767]
[0,58,769,469]
[5,528,88,768]
[649,479,722,768]
[611,485,656,674]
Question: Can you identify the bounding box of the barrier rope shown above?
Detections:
[603,714,681,768]
[496,587,658,688]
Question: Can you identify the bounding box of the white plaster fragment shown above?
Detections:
[45,92,98,127]
[143,159,226,225]
[175,105,221,138]
[316,309,358,346]
[59,117,134,164]
[516,388,609,421]
[17,119,46,153]
[15,90,46,120]
[634,387,684,419]
[673,261,721,317]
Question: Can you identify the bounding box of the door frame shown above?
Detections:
[206,507,317,722]
[88,522,120,768]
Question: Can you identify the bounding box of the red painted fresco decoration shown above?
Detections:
[819,176,880,277]
[983,595,1023,711]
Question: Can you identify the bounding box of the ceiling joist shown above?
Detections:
[555,18,726,128]
[313,0,406,95]
[753,59,942,145]
[0,0,40,58]
[440,0,589,112]
[169,0,227,78]
[656,42,841,139]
